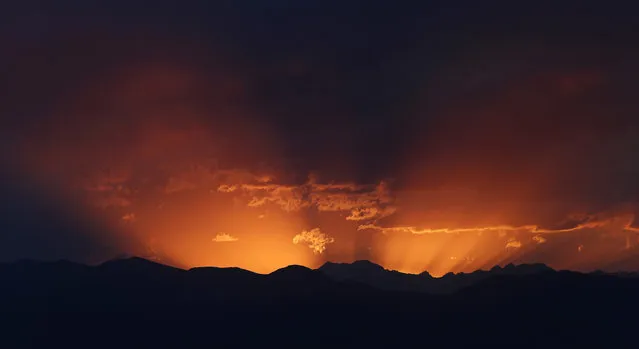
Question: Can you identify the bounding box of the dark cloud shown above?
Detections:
[0,171,137,263]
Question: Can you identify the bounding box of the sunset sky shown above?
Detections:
[2,1,639,276]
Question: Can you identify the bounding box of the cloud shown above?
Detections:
[358,212,639,236]
[217,184,238,193]
[240,184,308,212]
[626,216,639,232]
[212,233,239,242]
[121,213,136,223]
[0,174,135,263]
[91,195,132,209]
[505,239,522,249]
[217,176,395,222]
[357,224,532,235]
[81,171,135,209]
[165,176,199,194]
[346,207,395,221]
[292,228,335,254]
[167,169,274,194]
[81,170,131,192]
[77,166,286,215]
[310,181,394,216]
[532,235,547,244]
[255,175,274,183]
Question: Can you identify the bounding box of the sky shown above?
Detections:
[2,0,639,275]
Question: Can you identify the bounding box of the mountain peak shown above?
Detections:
[268,265,330,286]
[101,256,157,266]
[352,260,385,269]
[487,263,553,275]
[419,270,433,278]
[270,264,315,276]
[99,256,184,275]
[504,263,517,270]
[319,260,385,272]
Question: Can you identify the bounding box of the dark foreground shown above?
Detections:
[2,258,638,348]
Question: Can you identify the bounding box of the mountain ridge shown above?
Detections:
[2,256,633,295]
[3,256,639,348]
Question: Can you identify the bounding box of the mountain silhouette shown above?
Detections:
[318,260,556,294]
[2,257,639,348]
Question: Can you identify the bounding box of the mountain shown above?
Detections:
[2,257,639,348]
[319,260,435,292]
[318,260,555,294]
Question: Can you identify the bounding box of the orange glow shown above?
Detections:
[114,181,319,273]
[5,60,639,276]
[363,210,639,276]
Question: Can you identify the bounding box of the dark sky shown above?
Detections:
[2,1,639,273]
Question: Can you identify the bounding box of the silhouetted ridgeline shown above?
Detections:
[2,257,639,348]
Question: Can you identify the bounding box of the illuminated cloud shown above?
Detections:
[292,228,335,254]
[358,213,639,236]
[505,240,522,249]
[217,176,395,222]
[532,235,547,244]
[255,175,274,183]
[625,216,639,233]
[578,244,584,253]
[121,213,136,223]
[358,224,533,235]
[217,184,238,193]
[346,207,383,221]
[212,233,239,242]
[311,182,394,219]
[164,169,275,194]
[80,165,398,224]
[240,184,308,212]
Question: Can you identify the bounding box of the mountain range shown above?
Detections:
[2,257,639,348]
